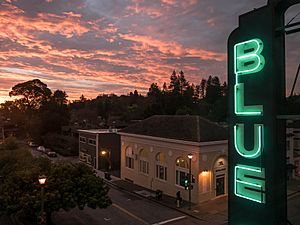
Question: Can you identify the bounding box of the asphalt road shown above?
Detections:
[25,144,205,225]
[288,193,300,225]
[27,144,78,163]
[52,186,204,225]
[25,141,300,225]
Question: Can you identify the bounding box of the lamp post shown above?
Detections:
[187,153,193,210]
[38,175,47,225]
[101,150,112,180]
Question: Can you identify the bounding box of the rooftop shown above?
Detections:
[77,129,118,134]
[121,115,227,143]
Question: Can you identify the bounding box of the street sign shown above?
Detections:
[228,1,299,224]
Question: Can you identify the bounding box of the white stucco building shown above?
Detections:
[119,115,228,203]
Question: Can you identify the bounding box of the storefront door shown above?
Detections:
[216,175,225,196]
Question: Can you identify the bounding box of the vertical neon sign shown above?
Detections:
[233,38,266,203]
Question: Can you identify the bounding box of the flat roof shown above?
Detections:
[77,129,118,134]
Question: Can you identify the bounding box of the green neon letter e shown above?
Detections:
[235,165,266,204]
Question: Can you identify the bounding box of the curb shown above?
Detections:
[287,190,300,199]
[102,178,206,222]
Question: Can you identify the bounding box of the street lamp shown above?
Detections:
[38,175,47,225]
[101,149,112,180]
[101,150,107,156]
[187,153,193,210]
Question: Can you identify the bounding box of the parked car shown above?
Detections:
[47,151,57,157]
[28,141,38,147]
[45,148,52,153]
[37,146,46,152]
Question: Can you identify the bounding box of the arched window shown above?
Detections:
[156,152,167,180]
[125,146,134,169]
[175,157,189,187]
[139,149,149,174]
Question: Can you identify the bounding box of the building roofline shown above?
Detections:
[119,132,227,147]
[78,129,118,134]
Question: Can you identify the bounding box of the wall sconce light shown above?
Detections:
[202,168,208,174]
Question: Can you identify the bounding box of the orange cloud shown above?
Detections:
[161,0,177,5]
[127,4,163,18]
[0,1,228,103]
[120,33,226,61]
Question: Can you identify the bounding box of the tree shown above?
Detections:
[221,81,228,97]
[147,83,161,98]
[194,85,201,101]
[178,70,189,95]
[169,70,180,94]
[39,90,70,135]
[9,79,51,112]
[45,163,111,218]
[52,90,68,106]
[0,151,111,224]
[199,79,206,99]
[205,76,222,104]
[8,79,52,139]
[80,94,87,102]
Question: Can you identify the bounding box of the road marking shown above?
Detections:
[151,216,187,225]
[112,203,149,225]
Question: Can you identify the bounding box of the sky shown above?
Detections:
[0,0,299,102]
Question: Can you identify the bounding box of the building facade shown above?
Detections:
[286,121,300,179]
[78,129,121,175]
[120,115,228,203]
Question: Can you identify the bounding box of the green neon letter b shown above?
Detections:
[234,39,265,75]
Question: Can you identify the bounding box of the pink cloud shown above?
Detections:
[126,4,163,18]
[120,33,226,61]
[161,0,177,5]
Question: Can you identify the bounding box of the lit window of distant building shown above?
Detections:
[139,149,149,175]
[175,157,188,187]
[125,146,134,169]
[88,138,96,146]
[79,136,86,143]
[156,152,167,181]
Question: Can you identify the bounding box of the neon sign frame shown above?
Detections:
[233,38,266,204]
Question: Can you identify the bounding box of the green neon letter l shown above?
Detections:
[235,83,263,115]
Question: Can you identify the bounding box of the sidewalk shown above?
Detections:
[96,169,300,225]
[287,179,300,199]
[95,170,228,225]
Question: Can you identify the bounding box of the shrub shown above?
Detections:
[42,133,78,156]
[3,136,18,150]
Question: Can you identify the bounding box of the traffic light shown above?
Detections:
[184,176,189,190]
[191,175,195,183]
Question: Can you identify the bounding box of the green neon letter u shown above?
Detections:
[234,123,263,158]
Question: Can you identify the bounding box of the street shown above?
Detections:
[26,143,78,164]
[288,194,300,225]
[52,186,204,225]
[27,144,300,225]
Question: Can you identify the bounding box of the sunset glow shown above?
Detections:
[0,0,299,102]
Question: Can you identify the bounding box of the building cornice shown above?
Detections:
[119,132,227,147]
